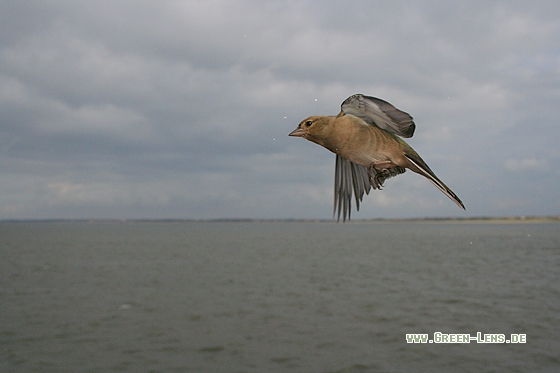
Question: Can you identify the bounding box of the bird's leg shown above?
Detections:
[368,165,388,189]
[367,165,379,189]
[368,161,396,190]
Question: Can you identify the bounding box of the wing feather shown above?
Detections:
[341,94,415,138]
[334,155,370,222]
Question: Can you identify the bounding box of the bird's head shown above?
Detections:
[289,116,331,146]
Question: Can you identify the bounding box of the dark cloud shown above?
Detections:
[1,1,559,219]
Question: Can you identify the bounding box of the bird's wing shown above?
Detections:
[341,94,415,138]
[334,155,370,222]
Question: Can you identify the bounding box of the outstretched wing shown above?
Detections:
[334,155,406,221]
[341,94,415,138]
[334,155,370,222]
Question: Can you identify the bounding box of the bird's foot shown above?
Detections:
[368,166,389,190]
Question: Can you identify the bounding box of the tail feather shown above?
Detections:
[404,154,465,210]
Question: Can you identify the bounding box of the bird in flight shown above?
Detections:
[289,94,465,221]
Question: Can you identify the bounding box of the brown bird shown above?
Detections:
[289,94,465,221]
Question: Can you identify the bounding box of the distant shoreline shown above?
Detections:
[1,216,559,224]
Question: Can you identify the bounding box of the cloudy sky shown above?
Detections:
[1,1,559,220]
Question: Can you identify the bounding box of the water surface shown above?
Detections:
[1,221,559,372]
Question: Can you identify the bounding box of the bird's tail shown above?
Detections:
[404,154,465,210]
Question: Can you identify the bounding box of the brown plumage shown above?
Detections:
[289,94,465,221]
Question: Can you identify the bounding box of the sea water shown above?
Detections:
[1,221,559,372]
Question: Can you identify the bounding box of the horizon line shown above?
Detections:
[1,215,559,223]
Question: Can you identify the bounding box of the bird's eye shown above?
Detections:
[305,120,313,127]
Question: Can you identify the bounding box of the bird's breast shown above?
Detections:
[327,121,400,167]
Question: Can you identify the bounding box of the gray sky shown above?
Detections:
[1,1,559,220]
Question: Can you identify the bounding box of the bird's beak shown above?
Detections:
[289,127,305,137]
